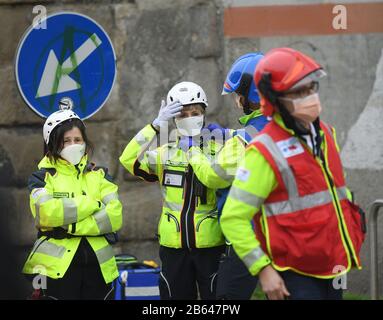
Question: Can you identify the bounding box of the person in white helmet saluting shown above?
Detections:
[120,82,225,300]
[185,52,269,300]
[23,98,123,300]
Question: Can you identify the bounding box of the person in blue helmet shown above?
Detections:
[184,52,269,299]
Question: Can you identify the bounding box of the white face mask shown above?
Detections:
[60,143,86,165]
[175,115,204,136]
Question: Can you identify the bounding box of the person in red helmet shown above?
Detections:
[220,47,366,300]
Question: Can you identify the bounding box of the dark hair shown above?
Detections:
[46,119,94,163]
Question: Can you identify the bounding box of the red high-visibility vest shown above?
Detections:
[250,120,365,278]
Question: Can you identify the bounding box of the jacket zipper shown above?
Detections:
[180,166,196,249]
[165,212,180,232]
[75,165,81,179]
[318,150,356,265]
[185,173,194,249]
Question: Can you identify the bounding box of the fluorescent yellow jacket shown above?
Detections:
[220,114,352,277]
[187,110,265,189]
[119,124,225,249]
[23,155,123,284]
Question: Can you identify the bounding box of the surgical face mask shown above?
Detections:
[175,115,204,136]
[60,143,86,165]
[280,93,322,124]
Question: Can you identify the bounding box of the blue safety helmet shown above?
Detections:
[222,52,264,104]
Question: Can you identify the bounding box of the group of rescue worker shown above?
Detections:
[22,47,366,300]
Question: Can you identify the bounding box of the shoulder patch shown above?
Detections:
[31,188,48,200]
[236,167,250,182]
[276,137,304,158]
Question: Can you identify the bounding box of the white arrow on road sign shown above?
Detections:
[36,33,102,98]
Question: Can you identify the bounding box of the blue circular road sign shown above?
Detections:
[15,12,116,119]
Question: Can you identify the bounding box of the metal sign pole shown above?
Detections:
[369,199,383,300]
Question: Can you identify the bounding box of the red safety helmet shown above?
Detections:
[254,47,326,116]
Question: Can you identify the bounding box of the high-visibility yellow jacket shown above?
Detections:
[119,124,225,249]
[220,113,360,278]
[187,110,267,189]
[23,155,123,284]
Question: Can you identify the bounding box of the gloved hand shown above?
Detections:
[206,123,232,142]
[178,136,199,152]
[152,100,183,129]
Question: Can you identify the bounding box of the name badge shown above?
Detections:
[53,192,70,198]
[162,170,184,188]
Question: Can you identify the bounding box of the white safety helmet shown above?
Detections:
[166,81,208,108]
[43,98,82,145]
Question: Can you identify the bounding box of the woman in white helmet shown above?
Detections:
[120,82,225,300]
[23,98,123,300]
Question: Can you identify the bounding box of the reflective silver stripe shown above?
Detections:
[163,147,179,162]
[264,190,333,217]
[337,187,348,200]
[125,286,160,297]
[245,126,259,139]
[210,272,217,293]
[235,133,247,145]
[30,237,45,254]
[235,126,259,145]
[35,194,54,227]
[211,163,233,182]
[229,185,265,209]
[62,198,78,225]
[35,194,53,205]
[102,192,119,205]
[36,241,66,258]
[93,209,113,233]
[95,245,115,265]
[146,150,158,173]
[161,187,167,201]
[254,134,299,198]
[135,132,148,145]
[164,201,183,212]
[160,272,172,298]
[188,148,201,159]
[255,133,348,218]
[35,204,41,227]
[188,146,233,181]
[242,246,265,269]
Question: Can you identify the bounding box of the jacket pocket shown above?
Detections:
[196,214,217,232]
[343,200,366,255]
[165,212,180,232]
[358,207,367,234]
[347,200,367,233]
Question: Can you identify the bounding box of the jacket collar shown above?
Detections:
[273,113,296,135]
[238,110,263,126]
[38,155,89,176]
[273,113,324,136]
